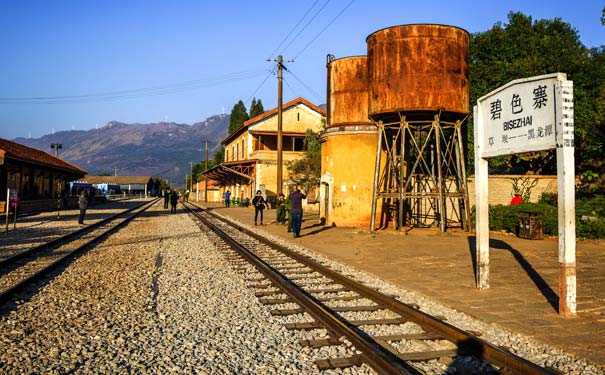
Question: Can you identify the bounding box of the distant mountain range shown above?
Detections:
[13,115,229,186]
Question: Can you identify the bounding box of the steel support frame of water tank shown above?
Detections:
[369,111,470,232]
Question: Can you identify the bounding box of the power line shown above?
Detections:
[281,0,331,55]
[0,68,270,104]
[286,69,325,103]
[282,75,298,98]
[246,67,276,105]
[293,0,355,59]
[267,0,321,60]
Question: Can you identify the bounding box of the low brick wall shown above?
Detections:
[467,175,558,206]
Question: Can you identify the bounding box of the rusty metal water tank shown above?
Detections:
[366,24,469,121]
[327,55,371,128]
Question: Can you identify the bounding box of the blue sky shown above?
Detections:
[1,0,603,140]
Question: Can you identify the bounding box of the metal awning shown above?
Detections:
[202,161,255,185]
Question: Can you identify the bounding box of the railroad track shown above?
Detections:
[0,198,160,306]
[183,202,559,375]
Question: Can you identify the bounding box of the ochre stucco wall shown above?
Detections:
[321,130,379,227]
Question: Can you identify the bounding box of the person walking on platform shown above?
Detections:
[78,190,89,225]
[170,189,178,213]
[276,193,287,225]
[224,190,231,208]
[288,187,306,238]
[252,190,266,226]
[163,189,170,209]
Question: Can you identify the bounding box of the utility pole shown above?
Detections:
[269,55,293,196]
[189,161,193,192]
[50,143,62,158]
[277,55,284,196]
[205,140,209,203]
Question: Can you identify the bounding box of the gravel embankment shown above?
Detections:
[0,203,374,374]
[1,202,603,374]
[0,199,150,260]
[215,212,605,375]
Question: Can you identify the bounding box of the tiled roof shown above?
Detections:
[78,175,154,185]
[243,97,326,126]
[221,97,326,145]
[0,138,87,175]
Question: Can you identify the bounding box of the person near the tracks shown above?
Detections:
[288,187,306,238]
[224,190,231,208]
[170,189,178,213]
[163,189,170,209]
[78,190,89,225]
[252,190,266,226]
[276,193,287,225]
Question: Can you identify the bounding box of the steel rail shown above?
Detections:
[0,199,159,305]
[184,203,419,375]
[0,199,159,268]
[192,203,557,375]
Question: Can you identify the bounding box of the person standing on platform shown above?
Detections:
[78,190,88,226]
[288,187,306,238]
[170,189,178,213]
[163,189,170,209]
[252,190,266,226]
[276,193,287,225]
[225,190,231,208]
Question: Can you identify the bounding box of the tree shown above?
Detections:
[469,12,605,179]
[602,5,605,26]
[249,97,265,118]
[228,100,249,134]
[286,129,321,194]
[213,146,225,166]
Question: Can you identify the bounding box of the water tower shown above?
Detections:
[320,55,378,227]
[366,24,471,231]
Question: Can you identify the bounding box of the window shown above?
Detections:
[293,137,304,151]
[236,143,239,161]
[241,139,245,159]
[297,112,300,122]
[226,149,229,161]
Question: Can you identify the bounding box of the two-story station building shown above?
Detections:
[203,97,325,205]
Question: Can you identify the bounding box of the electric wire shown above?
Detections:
[286,70,325,103]
[267,0,321,60]
[246,67,276,106]
[282,76,298,99]
[280,0,331,56]
[0,68,270,104]
[293,0,355,60]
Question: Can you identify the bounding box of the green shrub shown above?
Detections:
[487,203,558,235]
[576,194,605,218]
[472,195,605,239]
[576,217,605,239]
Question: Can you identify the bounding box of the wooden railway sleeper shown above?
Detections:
[271,304,383,316]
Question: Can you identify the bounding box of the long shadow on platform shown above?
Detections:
[467,236,559,313]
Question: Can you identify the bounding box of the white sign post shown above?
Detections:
[474,72,576,317]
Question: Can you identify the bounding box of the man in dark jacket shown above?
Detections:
[78,191,88,225]
[163,189,170,209]
[288,187,306,238]
[252,190,266,226]
[170,189,178,213]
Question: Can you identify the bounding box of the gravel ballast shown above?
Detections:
[1,203,603,374]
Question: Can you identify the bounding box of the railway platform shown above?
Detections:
[0,198,150,260]
[201,202,605,367]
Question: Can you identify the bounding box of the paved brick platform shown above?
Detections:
[202,202,605,367]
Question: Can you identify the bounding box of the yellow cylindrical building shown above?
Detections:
[320,56,380,227]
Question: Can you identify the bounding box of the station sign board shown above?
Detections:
[474,72,576,317]
[477,73,569,158]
